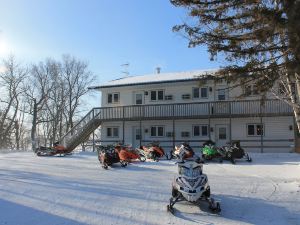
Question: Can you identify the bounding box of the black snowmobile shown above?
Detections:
[97,145,127,169]
[219,141,252,164]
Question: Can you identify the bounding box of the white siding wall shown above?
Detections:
[100,79,279,107]
[231,116,294,153]
[100,116,295,153]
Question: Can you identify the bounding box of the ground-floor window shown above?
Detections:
[151,126,164,137]
[107,127,119,138]
[247,124,264,136]
[193,125,208,137]
[181,131,190,137]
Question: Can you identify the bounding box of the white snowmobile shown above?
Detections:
[167,158,221,214]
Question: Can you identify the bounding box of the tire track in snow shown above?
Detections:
[212,163,278,201]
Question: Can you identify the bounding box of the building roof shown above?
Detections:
[89,69,218,89]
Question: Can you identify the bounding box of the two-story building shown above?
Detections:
[87,70,295,153]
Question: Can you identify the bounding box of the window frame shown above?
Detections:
[192,87,208,99]
[150,90,164,101]
[193,125,209,137]
[150,126,165,137]
[182,94,191,100]
[107,92,120,104]
[247,123,264,136]
[217,88,226,101]
[244,84,259,96]
[106,126,120,138]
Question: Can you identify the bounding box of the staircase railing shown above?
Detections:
[60,108,101,147]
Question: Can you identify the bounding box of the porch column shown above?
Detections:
[229,102,232,143]
[122,120,125,144]
[260,116,264,153]
[260,104,264,153]
[139,120,142,147]
[172,119,175,148]
[92,129,95,152]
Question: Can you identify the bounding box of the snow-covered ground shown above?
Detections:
[0,152,299,225]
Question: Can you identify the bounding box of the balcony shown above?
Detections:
[91,99,293,121]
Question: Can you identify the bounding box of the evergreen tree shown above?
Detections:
[171,0,300,131]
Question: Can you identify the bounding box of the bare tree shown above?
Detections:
[0,56,27,150]
[61,55,95,132]
[25,59,55,150]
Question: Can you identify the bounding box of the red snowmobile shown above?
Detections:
[35,142,70,156]
[136,142,165,161]
[115,145,146,162]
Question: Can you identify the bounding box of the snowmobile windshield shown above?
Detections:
[179,165,202,177]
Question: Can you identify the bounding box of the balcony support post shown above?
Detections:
[122,120,125,145]
[208,103,211,140]
[229,102,232,143]
[92,127,95,152]
[139,120,142,147]
[260,104,264,153]
[172,104,175,149]
[172,119,175,149]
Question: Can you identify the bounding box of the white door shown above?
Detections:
[132,127,141,148]
[215,125,229,147]
[134,92,144,105]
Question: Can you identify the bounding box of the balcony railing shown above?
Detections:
[93,99,293,121]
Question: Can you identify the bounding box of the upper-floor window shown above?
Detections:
[244,84,259,96]
[247,124,264,136]
[217,89,226,100]
[107,92,120,104]
[150,90,164,101]
[165,95,173,100]
[193,87,208,99]
[107,127,119,138]
[182,94,191,100]
[135,93,143,104]
[193,125,208,137]
[150,126,164,137]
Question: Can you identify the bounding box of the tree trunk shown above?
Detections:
[15,120,20,151]
[31,99,38,151]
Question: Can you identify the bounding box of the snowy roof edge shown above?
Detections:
[89,69,218,89]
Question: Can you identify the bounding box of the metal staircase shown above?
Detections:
[59,108,102,151]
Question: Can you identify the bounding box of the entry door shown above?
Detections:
[132,127,141,148]
[215,125,229,147]
[134,92,144,105]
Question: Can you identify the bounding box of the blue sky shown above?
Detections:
[0,0,223,85]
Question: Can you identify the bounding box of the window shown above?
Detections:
[244,85,259,96]
[193,125,208,137]
[181,131,190,137]
[218,127,227,139]
[193,87,208,98]
[193,88,199,98]
[245,85,252,96]
[165,95,173,100]
[107,127,119,138]
[182,94,191,99]
[150,126,164,137]
[135,93,143,105]
[107,93,119,103]
[247,124,264,136]
[217,89,226,100]
[150,90,164,101]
